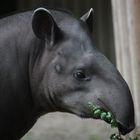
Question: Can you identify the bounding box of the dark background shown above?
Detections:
[0,0,115,64]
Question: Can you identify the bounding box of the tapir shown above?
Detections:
[0,7,135,139]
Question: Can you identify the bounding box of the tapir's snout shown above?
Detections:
[98,72,135,135]
[114,87,135,135]
[113,85,135,135]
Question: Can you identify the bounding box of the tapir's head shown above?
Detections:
[32,8,135,135]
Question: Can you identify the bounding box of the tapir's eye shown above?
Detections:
[74,69,90,81]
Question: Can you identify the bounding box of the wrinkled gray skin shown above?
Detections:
[0,7,135,139]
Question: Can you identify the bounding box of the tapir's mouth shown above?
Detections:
[97,98,114,114]
[61,97,134,135]
[87,99,135,135]
[99,99,135,135]
[88,100,117,125]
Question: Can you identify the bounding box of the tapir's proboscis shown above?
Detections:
[0,7,135,139]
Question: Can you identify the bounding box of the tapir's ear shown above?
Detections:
[32,8,63,46]
[80,8,94,32]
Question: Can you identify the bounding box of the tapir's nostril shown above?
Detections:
[117,122,135,135]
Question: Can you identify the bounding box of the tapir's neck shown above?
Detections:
[0,11,54,139]
[17,13,57,115]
